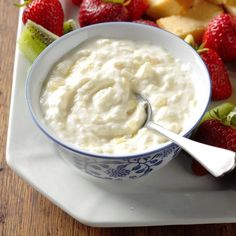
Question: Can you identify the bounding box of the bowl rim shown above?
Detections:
[26,22,211,160]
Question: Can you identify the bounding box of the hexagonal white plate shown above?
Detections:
[6,2,236,227]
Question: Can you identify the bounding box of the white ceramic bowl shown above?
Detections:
[26,22,211,180]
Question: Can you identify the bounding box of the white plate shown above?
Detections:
[6,3,236,227]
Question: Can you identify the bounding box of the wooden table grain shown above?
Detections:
[1,1,236,235]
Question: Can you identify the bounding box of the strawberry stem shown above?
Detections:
[184,34,210,53]
[197,42,209,54]
[197,48,209,54]
[198,42,206,50]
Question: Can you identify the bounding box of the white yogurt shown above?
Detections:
[40,38,197,155]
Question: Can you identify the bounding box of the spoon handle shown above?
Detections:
[147,121,236,177]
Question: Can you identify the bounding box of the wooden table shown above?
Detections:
[1,1,236,235]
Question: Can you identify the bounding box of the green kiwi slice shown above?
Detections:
[18,20,58,62]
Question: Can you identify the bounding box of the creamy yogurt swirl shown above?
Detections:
[40,38,197,154]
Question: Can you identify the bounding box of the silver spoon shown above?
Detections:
[137,94,236,177]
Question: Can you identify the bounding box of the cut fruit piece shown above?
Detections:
[63,19,77,34]
[207,0,225,4]
[226,0,236,4]
[157,1,223,43]
[193,0,205,5]
[18,20,58,62]
[207,0,236,4]
[146,0,194,20]
[224,4,236,17]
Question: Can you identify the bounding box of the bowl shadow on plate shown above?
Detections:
[215,168,236,190]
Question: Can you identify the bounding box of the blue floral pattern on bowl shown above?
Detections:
[57,143,181,180]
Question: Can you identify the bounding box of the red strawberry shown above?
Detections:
[22,0,64,36]
[192,119,236,176]
[79,0,129,27]
[192,160,209,176]
[194,119,236,151]
[72,0,82,6]
[200,48,232,101]
[203,14,236,62]
[133,19,158,27]
[126,0,148,21]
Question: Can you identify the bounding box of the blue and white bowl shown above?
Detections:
[26,23,211,180]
